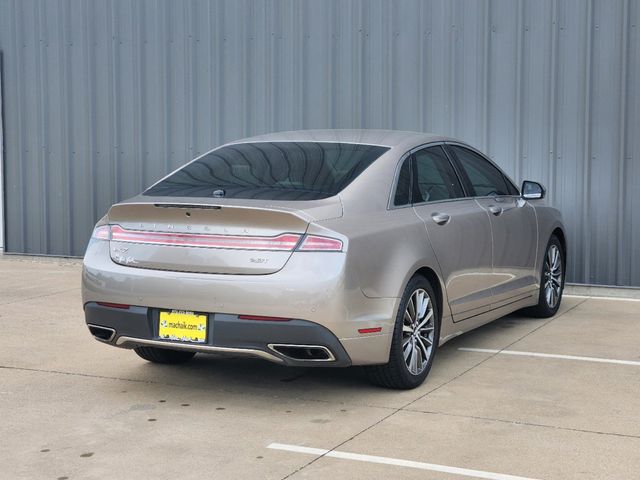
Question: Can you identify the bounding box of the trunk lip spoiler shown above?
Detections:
[153,203,222,210]
[108,197,343,223]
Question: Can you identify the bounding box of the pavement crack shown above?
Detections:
[279,299,590,479]
[0,287,81,306]
[402,297,589,412]
[0,364,400,412]
[402,409,640,440]
[278,353,494,479]
[0,365,165,385]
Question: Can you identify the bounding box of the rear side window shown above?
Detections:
[412,146,464,202]
[144,142,389,200]
[393,158,412,206]
[449,145,512,197]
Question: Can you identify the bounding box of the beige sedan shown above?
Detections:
[83,130,566,389]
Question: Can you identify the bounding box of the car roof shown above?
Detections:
[225,129,456,149]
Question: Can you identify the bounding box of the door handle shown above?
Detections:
[488,205,503,216]
[431,213,451,225]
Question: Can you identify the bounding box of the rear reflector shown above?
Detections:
[358,327,382,334]
[298,235,343,252]
[97,302,130,309]
[109,225,302,251]
[238,315,291,322]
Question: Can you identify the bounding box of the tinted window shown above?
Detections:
[505,179,520,196]
[450,146,511,197]
[412,146,464,202]
[144,142,389,200]
[394,158,412,206]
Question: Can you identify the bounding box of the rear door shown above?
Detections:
[446,144,538,306]
[407,145,494,321]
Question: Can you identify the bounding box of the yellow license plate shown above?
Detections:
[158,310,207,343]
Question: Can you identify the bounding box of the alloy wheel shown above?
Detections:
[544,244,563,308]
[402,288,435,375]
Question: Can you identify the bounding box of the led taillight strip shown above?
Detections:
[109,225,302,251]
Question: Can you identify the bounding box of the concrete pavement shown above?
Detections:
[1,255,639,479]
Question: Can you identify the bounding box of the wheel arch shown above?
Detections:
[410,266,445,326]
[551,226,567,258]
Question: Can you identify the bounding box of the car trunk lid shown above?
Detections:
[105,198,339,274]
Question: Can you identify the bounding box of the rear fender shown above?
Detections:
[317,209,452,321]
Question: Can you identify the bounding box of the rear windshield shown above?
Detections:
[144,142,389,200]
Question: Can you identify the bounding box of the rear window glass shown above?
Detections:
[144,142,389,200]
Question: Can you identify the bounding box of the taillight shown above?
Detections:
[109,225,302,251]
[92,225,111,241]
[297,235,343,252]
[94,224,343,252]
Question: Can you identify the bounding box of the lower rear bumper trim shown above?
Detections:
[115,336,285,364]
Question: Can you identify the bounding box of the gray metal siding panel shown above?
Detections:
[0,52,4,250]
[0,0,638,286]
[625,0,640,286]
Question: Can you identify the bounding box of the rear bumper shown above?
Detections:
[84,302,352,367]
[82,240,397,365]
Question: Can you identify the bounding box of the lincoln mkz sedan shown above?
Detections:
[83,130,566,389]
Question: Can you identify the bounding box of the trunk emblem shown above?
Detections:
[212,189,226,198]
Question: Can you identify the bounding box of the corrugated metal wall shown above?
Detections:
[0,0,638,286]
[0,52,5,251]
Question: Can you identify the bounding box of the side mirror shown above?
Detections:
[521,180,546,200]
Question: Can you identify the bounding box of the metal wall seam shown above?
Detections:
[547,0,560,206]
[616,0,630,285]
[581,0,594,283]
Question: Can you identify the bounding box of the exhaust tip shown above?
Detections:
[88,324,116,342]
[267,344,335,362]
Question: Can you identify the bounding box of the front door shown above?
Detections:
[475,196,538,306]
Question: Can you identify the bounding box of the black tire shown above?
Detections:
[522,235,565,318]
[365,275,440,389]
[134,346,196,364]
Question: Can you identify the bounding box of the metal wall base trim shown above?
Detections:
[565,283,640,300]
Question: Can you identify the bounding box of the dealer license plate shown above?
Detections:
[158,310,207,343]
